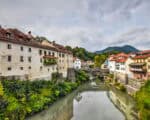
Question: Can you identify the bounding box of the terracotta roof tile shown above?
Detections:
[0,27,72,54]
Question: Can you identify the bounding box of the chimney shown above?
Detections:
[52,40,55,45]
[28,31,31,35]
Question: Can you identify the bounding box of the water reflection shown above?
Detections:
[108,87,137,120]
[27,83,136,120]
[71,91,124,120]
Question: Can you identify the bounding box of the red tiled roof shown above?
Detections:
[108,52,128,62]
[53,43,72,54]
[116,52,129,57]
[116,58,127,63]
[138,50,150,54]
[0,27,72,54]
[133,54,150,59]
[132,50,150,59]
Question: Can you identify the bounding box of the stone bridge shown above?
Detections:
[82,68,109,80]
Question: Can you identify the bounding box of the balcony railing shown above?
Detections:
[130,68,147,72]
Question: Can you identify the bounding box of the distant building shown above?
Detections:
[73,58,81,69]
[101,60,108,69]
[108,55,116,73]
[129,50,150,80]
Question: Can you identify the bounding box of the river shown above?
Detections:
[27,82,137,120]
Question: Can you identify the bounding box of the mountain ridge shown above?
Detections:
[95,45,140,54]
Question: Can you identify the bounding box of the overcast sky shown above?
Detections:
[0,0,150,51]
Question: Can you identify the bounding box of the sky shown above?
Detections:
[0,0,150,51]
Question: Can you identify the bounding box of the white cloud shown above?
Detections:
[0,0,150,51]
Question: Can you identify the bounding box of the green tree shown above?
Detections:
[94,55,101,67]
[0,81,4,97]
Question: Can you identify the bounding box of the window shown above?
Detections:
[20,56,24,62]
[28,48,32,52]
[39,50,42,55]
[8,67,11,71]
[48,68,49,71]
[29,66,31,69]
[52,52,55,56]
[28,56,32,62]
[6,33,11,38]
[20,67,23,70]
[44,51,47,55]
[59,53,61,57]
[20,46,24,51]
[62,54,65,57]
[40,58,42,63]
[7,44,11,49]
[8,55,11,62]
[40,66,43,71]
[49,52,51,56]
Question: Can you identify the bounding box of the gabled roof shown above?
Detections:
[0,27,72,54]
[133,54,150,59]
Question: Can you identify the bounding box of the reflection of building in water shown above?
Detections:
[107,88,138,120]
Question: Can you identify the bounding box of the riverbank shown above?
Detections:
[27,81,126,120]
[105,76,150,120]
[0,70,90,120]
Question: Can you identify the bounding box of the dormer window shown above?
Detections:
[6,33,11,38]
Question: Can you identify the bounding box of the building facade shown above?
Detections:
[0,27,73,80]
[108,55,116,73]
[73,58,81,69]
[129,50,150,80]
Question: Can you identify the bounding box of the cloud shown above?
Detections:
[109,27,150,50]
[0,0,150,51]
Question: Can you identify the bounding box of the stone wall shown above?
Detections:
[114,72,128,84]
[67,68,75,82]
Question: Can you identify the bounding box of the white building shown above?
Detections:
[0,28,73,80]
[73,58,81,69]
[125,57,134,79]
[108,55,116,73]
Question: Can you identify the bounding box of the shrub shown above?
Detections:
[135,80,150,120]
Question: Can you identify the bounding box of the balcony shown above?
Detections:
[43,55,57,66]
[130,68,147,72]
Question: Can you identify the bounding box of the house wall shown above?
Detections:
[0,40,73,80]
[74,59,81,69]
[115,62,126,74]
[57,53,73,77]
[125,58,134,79]
[146,57,150,79]
[108,60,116,73]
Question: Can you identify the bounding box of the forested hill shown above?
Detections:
[65,46,96,61]
[95,45,139,54]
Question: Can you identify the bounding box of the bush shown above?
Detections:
[75,70,90,84]
[0,70,89,120]
[0,79,81,120]
[135,80,150,120]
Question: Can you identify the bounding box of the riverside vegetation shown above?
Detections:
[106,74,150,120]
[135,80,150,120]
[0,70,89,120]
